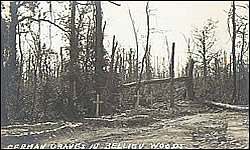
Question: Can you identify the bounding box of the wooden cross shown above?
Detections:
[93,94,103,117]
[134,90,142,108]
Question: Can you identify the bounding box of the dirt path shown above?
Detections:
[1,111,248,149]
[41,111,249,149]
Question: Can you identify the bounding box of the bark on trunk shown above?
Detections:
[68,1,77,118]
[9,1,18,118]
[95,1,104,95]
[232,1,237,103]
[128,9,139,80]
[1,17,9,126]
[186,59,194,100]
[170,43,175,107]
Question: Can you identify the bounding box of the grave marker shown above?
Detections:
[134,90,142,108]
[93,94,103,117]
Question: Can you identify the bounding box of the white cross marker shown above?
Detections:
[93,94,103,117]
[134,90,142,108]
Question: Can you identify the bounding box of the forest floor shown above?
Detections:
[1,99,249,149]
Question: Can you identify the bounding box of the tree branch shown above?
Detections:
[76,2,94,6]
[17,1,30,8]
[108,1,121,6]
[103,21,106,33]
[188,51,202,58]
[18,16,68,33]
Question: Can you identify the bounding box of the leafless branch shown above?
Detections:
[103,21,106,33]
[76,2,94,6]
[235,4,249,10]
[18,16,68,33]
[108,1,121,6]
[17,1,30,8]
[188,51,202,58]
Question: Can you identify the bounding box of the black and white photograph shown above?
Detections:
[1,1,249,149]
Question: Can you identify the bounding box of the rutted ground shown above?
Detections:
[40,111,249,149]
[1,108,248,149]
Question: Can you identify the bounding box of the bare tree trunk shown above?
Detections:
[68,1,77,118]
[145,46,151,80]
[132,51,136,79]
[202,31,207,95]
[85,18,91,72]
[110,35,118,92]
[170,43,175,107]
[136,2,150,91]
[115,51,120,73]
[153,56,155,78]
[157,56,159,77]
[32,55,37,117]
[16,23,23,118]
[9,1,18,119]
[122,48,125,80]
[110,35,118,73]
[60,47,64,73]
[239,28,246,103]
[95,1,105,95]
[118,51,122,73]
[9,2,18,76]
[128,49,132,79]
[38,12,42,82]
[229,53,232,76]
[128,9,139,80]
[186,59,194,100]
[214,56,219,78]
[237,55,240,103]
[1,17,9,126]
[145,2,150,77]
[28,48,31,87]
[240,29,245,68]
[232,1,237,103]
[31,13,42,119]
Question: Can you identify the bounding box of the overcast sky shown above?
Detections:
[2,1,249,72]
[102,1,248,69]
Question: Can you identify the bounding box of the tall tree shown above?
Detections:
[136,1,150,91]
[170,43,175,107]
[1,16,9,126]
[95,1,105,95]
[8,1,19,119]
[128,9,139,80]
[192,18,218,95]
[227,1,249,103]
[231,1,237,103]
[7,1,38,121]
[67,1,77,118]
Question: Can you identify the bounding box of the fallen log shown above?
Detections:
[120,76,188,88]
[203,101,249,112]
